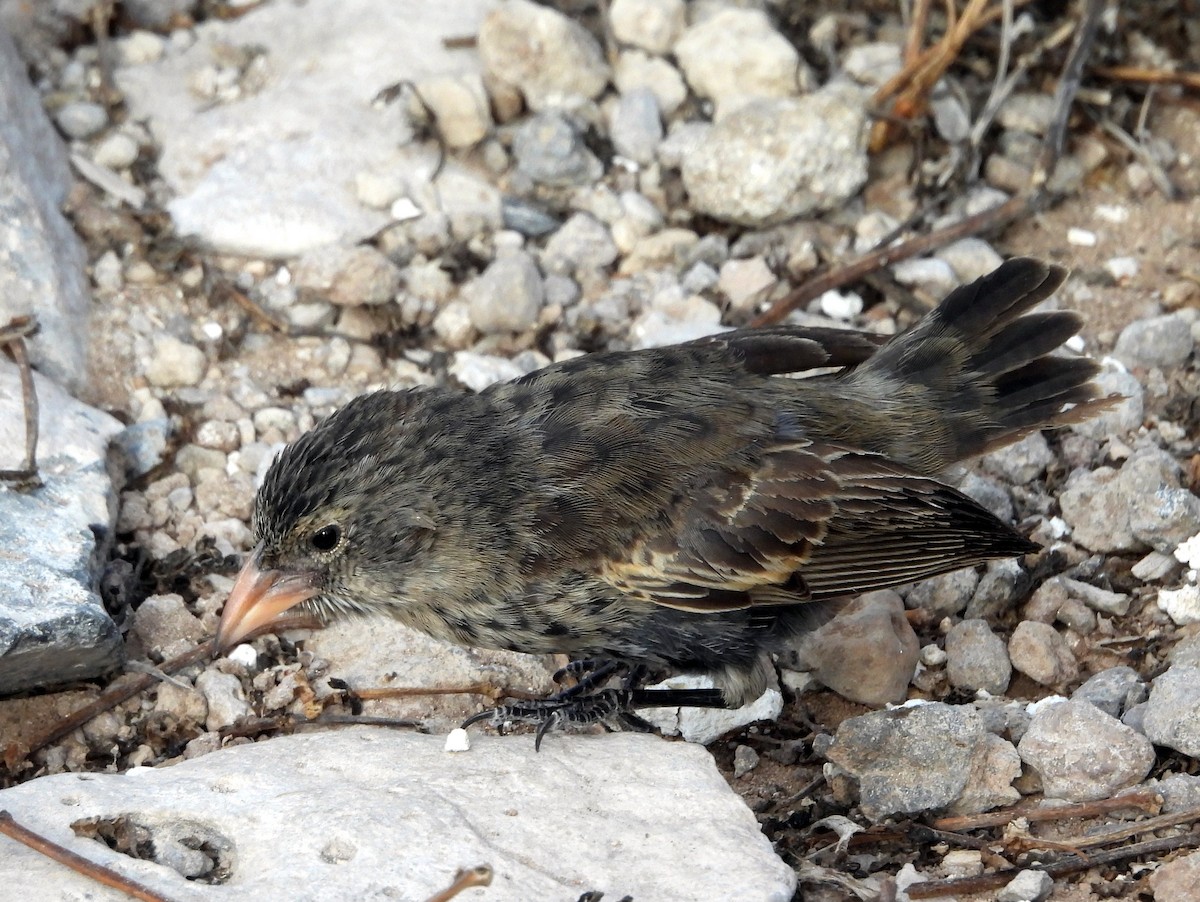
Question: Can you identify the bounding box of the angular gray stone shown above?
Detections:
[826,702,1016,822]
[0,28,91,392]
[0,361,124,694]
[1113,313,1194,369]
[467,251,545,334]
[1143,664,1200,758]
[512,112,603,187]
[946,619,1012,695]
[1071,666,1146,719]
[1017,699,1155,801]
[0,730,796,901]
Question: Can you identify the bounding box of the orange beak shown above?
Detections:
[216,550,321,650]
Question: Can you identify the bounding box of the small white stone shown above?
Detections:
[1158,584,1200,626]
[1094,203,1129,223]
[1173,533,1200,569]
[145,336,207,387]
[1064,335,1086,353]
[444,728,471,753]
[1104,256,1138,282]
[227,644,259,668]
[920,644,948,667]
[391,197,423,221]
[1067,227,1097,247]
[92,132,140,169]
[818,289,864,320]
[201,321,224,341]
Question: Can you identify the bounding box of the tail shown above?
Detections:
[845,257,1116,473]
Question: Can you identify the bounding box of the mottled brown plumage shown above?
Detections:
[217,258,1112,719]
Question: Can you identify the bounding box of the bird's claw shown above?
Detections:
[462,688,645,751]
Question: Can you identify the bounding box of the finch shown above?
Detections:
[217,258,1111,727]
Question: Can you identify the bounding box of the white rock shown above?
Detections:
[681,84,868,226]
[449,351,526,392]
[818,289,864,320]
[609,0,686,54]
[1094,203,1129,223]
[614,50,688,118]
[468,251,544,334]
[842,42,903,86]
[1159,584,1200,626]
[675,8,806,114]
[145,335,207,387]
[92,132,140,169]
[639,674,785,745]
[195,669,251,731]
[431,299,476,349]
[115,0,492,255]
[415,72,492,148]
[718,257,777,312]
[478,0,610,111]
[630,293,729,348]
[1067,227,1098,247]
[1174,533,1200,569]
[0,731,796,900]
[444,727,471,752]
[1105,256,1139,282]
[226,644,259,668]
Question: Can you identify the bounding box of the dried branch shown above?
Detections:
[424,865,494,902]
[0,315,41,486]
[750,194,1029,326]
[0,810,175,902]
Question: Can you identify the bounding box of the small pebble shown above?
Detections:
[1067,227,1097,247]
[55,101,109,139]
[444,728,471,752]
[733,744,760,778]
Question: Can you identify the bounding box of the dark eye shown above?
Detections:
[310,524,342,552]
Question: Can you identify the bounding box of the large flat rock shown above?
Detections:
[115,0,495,257]
[0,729,795,901]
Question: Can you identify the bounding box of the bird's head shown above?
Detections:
[215,390,441,650]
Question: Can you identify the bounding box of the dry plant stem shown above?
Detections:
[1034,0,1104,186]
[871,0,1035,151]
[1092,65,1200,91]
[0,316,40,483]
[354,684,543,702]
[904,832,1200,899]
[0,810,176,902]
[750,194,1029,326]
[903,0,933,64]
[423,865,494,902]
[1049,803,1200,851]
[931,788,1162,831]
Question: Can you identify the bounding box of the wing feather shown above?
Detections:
[599,440,1036,613]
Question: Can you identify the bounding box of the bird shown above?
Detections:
[216,257,1113,743]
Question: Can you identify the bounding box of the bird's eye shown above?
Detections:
[310,524,342,552]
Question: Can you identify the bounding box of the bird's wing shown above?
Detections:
[684,325,887,375]
[598,441,1036,613]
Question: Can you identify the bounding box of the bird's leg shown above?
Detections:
[461,683,730,750]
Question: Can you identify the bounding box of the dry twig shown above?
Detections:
[0,810,175,902]
[423,865,494,902]
[0,315,41,486]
